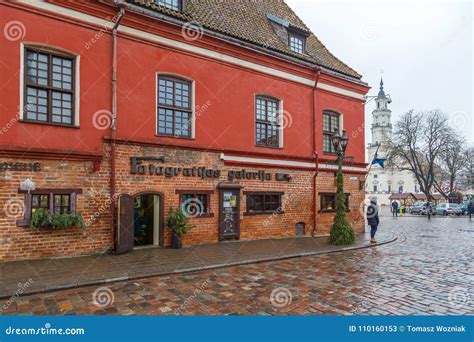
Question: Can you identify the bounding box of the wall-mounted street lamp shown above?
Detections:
[20,178,36,193]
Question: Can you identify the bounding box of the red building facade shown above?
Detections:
[0,0,369,261]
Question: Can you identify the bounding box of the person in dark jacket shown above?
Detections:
[367,199,380,243]
[468,201,473,221]
[391,200,399,217]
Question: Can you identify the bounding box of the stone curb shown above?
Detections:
[0,234,397,300]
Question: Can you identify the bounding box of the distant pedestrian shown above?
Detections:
[468,201,473,221]
[367,199,380,244]
[426,202,432,220]
[391,200,399,217]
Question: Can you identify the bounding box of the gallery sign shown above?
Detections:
[0,162,41,172]
[130,157,291,182]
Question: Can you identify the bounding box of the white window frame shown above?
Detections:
[19,42,80,126]
[155,73,195,139]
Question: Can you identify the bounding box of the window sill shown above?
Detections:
[16,220,83,229]
[318,209,351,213]
[255,144,283,150]
[244,211,284,216]
[16,220,30,227]
[156,134,195,140]
[322,152,338,156]
[19,119,79,129]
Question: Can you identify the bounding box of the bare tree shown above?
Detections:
[466,147,474,190]
[386,110,454,201]
[433,137,470,196]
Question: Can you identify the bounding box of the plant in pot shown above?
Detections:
[165,207,192,249]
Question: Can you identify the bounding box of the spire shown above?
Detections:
[378,76,386,97]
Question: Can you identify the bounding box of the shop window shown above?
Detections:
[177,190,213,217]
[322,110,340,153]
[157,75,193,138]
[17,189,81,226]
[289,33,305,54]
[255,96,281,148]
[155,0,182,11]
[23,47,75,126]
[319,192,349,212]
[245,192,283,215]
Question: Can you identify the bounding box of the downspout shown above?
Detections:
[111,3,125,251]
[311,67,321,237]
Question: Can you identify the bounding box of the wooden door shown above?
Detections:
[219,188,240,240]
[116,194,134,254]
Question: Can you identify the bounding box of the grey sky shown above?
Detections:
[287,0,473,151]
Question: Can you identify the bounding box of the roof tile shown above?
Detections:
[128,0,362,79]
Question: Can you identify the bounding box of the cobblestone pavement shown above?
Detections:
[1,214,473,315]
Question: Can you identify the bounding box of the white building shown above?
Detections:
[366,79,419,205]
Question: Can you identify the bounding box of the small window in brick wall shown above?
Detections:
[244,192,284,215]
[16,189,82,227]
[319,192,350,212]
[176,190,214,218]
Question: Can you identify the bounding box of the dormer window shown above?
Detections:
[155,0,182,11]
[289,33,305,54]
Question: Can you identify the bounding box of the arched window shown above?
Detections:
[322,110,340,153]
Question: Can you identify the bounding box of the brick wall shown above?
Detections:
[315,170,366,235]
[0,142,366,261]
[114,144,314,246]
[0,147,113,261]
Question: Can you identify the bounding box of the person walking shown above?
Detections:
[391,200,399,217]
[426,202,432,220]
[468,201,473,221]
[367,199,380,244]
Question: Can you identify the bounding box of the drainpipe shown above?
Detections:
[110,3,125,251]
[311,66,321,237]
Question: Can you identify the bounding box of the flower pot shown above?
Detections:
[171,233,182,249]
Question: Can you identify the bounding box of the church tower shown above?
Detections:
[368,78,392,161]
[371,78,392,146]
[366,78,419,204]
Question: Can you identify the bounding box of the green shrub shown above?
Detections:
[30,208,85,231]
[329,173,355,245]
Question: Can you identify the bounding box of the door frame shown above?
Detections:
[132,191,165,247]
[218,183,241,241]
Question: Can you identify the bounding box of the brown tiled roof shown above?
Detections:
[128,0,362,79]
[412,193,426,200]
[389,193,413,200]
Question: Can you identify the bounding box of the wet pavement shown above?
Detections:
[1,213,473,315]
[0,232,394,299]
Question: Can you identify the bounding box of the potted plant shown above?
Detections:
[30,208,85,231]
[165,207,192,249]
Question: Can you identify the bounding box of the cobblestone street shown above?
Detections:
[2,214,473,315]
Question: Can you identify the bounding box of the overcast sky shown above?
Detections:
[287,0,473,152]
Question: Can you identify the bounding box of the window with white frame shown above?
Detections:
[157,75,193,138]
[155,0,182,11]
[255,96,281,148]
[322,110,340,153]
[23,47,76,126]
[289,33,305,54]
